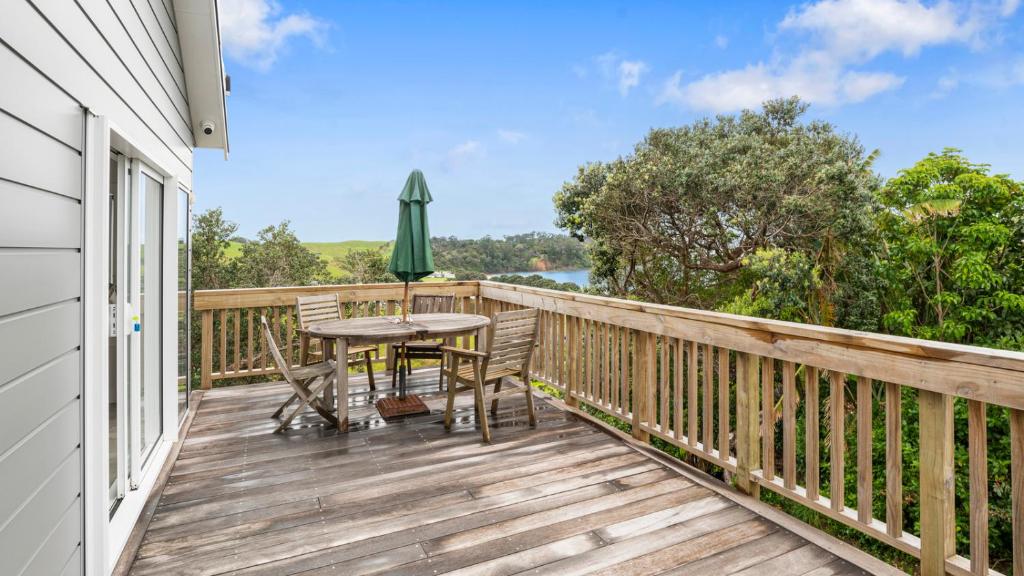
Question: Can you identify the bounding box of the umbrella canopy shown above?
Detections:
[388,169,435,283]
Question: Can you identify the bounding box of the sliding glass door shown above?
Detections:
[109,154,166,505]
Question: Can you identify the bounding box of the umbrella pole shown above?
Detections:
[402,281,410,322]
[399,280,409,398]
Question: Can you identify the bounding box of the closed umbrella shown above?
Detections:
[386,170,434,404]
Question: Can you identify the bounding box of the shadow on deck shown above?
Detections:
[124,368,902,576]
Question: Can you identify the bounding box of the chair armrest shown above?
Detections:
[439,346,487,359]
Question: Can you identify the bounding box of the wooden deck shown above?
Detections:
[125,368,897,576]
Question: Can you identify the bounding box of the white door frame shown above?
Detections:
[82,114,182,575]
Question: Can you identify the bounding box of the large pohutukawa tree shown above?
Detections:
[555,97,880,324]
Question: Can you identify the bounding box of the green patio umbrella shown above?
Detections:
[388,169,435,322]
[386,170,435,402]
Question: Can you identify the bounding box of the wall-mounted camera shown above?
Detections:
[200,120,216,136]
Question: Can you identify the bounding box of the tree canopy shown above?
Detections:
[554,97,879,319]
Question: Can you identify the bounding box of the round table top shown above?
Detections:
[306,313,490,344]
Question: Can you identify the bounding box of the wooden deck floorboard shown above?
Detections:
[126,368,888,576]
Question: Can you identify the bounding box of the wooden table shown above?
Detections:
[306,313,491,431]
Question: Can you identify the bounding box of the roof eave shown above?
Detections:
[174,0,230,157]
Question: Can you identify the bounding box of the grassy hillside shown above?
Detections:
[225,240,390,277]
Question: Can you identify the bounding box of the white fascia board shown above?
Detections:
[173,0,229,155]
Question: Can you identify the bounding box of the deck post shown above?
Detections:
[201,309,213,390]
[919,389,954,576]
[735,351,760,497]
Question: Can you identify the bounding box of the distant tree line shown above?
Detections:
[431,232,588,276]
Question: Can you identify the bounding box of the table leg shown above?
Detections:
[322,338,334,408]
[336,337,348,432]
[476,326,488,352]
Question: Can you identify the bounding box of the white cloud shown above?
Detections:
[714,35,730,49]
[219,0,327,70]
[590,52,649,96]
[779,0,977,60]
[1001,0,1021,16]
[617,60,649,96]
[497,130,527,144]
[659,0,1005,112]
[444,140,484,171]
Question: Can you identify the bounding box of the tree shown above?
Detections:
[334,248,392,284]
[231,221,329,287]
[877,149,1024,348]
[554,97,879,318]
[191,208,237,290]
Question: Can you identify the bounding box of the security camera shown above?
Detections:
[200,121,215,136]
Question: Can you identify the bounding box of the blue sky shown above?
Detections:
[194,0,1024,241]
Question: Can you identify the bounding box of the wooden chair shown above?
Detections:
[389,294,456,390]
[262,316,338,433]
[297,294,376,390]
[442,308,539,442]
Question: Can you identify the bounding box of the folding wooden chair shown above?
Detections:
[389,293,456,390]
[297,294,376,390]
[442,308,540,442]
[263,316,338,433]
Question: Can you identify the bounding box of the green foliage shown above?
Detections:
[554,97,880,316]
[231,221,330,288]
[876,149,1024,348]
[431,232,588,274]
[191,207,237,290]
[333,248,393,285]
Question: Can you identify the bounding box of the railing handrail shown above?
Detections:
[478,281,1024,410]
[193,281,480,310]
[478,281,1024,372]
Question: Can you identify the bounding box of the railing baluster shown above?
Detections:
[885,381,902,537]
[830,370,845,512]
[219,309,227,375]
[285,307,293,367]
[968,399,988,575]
[611,325,619,412]
[200,309,213,390]
[233,309,240,373]
[674,338,683,441]
[783,361,796,490]
[718,349,729,460]
[631,329,644,440]
[763,358,775,482]
[919,389,955,576]
[1011,408,1024,576]
[246,309,254,371]
[735,351,760,497]
[687,340,698,448]
[806,366,819,501]
[857,376,873,524]
[621,327,629,418]
[659,335,669,433]
[703,344,713,452]
[646,332,657,438]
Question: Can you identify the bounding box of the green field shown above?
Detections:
[225,240,390,277]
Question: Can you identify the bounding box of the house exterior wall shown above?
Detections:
[0,1,198,574]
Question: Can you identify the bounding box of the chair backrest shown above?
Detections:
[411,293,456,314]
[296,294,342,330]
[261,315,295,382]
[484,308,540,375]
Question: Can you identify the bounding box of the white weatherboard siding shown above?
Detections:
[0,0,210,573]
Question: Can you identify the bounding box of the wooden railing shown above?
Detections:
[194,280,1024,575]
[192,282,480,389]
[477,281,1024,576]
